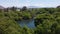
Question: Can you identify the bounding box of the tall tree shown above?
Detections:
[22,6,27,11]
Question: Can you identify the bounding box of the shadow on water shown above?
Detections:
[17,19,35,28]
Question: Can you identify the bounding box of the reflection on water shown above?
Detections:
[17,19,35,28]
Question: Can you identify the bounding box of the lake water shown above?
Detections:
[17,19,35,28]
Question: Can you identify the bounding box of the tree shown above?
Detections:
[10,6,17,11]
[55,25,60,34]
[22,6,27,11]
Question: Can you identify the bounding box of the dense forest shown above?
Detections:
[0,6,60,34]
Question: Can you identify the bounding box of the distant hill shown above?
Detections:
[27,6,40,8]
[57,5,60,8]
[27,6,56,8]
[0,6,5,9]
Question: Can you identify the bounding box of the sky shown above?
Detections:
[0,0,60,8]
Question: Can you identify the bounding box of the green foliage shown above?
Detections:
[0,8,60,34]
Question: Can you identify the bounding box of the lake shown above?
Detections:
[17,19,35,28]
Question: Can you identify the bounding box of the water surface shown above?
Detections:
[17,19,35,28]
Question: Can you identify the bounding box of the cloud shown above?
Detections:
[0,0,60,7]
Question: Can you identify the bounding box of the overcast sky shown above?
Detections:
[0,0,60,7]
